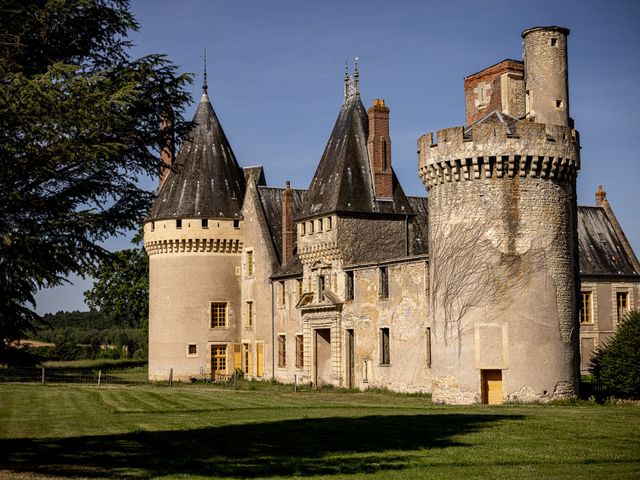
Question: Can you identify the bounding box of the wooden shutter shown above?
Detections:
[256,343,264,377]
[233,343,242,371]
[248,346,253,376]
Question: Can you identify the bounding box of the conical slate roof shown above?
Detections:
[148,92,246,220]
[297,92,413,219]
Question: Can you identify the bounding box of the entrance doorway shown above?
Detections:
[481,369,503,404]
[346,329,355,388]
[314,329,331,387]
[211,345,227,380]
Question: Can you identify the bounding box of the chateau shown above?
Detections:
[144,27,639,404]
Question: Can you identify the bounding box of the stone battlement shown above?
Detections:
[418,121,579,189]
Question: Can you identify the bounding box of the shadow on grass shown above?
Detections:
[1,413,521,478]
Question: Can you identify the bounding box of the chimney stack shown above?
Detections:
[282,180,294,264]
[595,185,607,207]
[367,99,393,198]
[159,110,175,187]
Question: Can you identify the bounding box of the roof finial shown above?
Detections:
[344,60,349,99]
[353,56,359,95]
[203,48,208,94]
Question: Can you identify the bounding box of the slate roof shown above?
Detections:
[464,109,520,137]
[297,93,414,219]
[148,92,246,221]
[577,206,639,276]
[257,186,306,265]
[407,196,429,255]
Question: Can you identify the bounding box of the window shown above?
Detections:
[297,279,303,302]
[317,275,325,301]
[555,99,563,109]
[279,280,286,306]
[380,328,390,365]
[211,345,227,376]
[188,344,197,356]
[617,292,629,322]
[301,223,306,236]
[309,221,314,234]
[295,335,304,368]
[201,218,208,228]
[246,301,253,328]
[246,250,254,277]
[580,292,592,324]
[233,219,240,229]
[318,219,323,232]
[327,216,332,230]
[243,343,252,375]
[151,221,155,231]
[210,302,228,328]
[278,335,286,368]
[550,37,558,46]
[379,266,389,299]
[345,271,354,301]
[176,218,182,229]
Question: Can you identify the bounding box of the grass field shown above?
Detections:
[0,384,639,479]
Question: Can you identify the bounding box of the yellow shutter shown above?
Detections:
[248,347,253,376]
[256,343,264,377]
[233,343,242,371]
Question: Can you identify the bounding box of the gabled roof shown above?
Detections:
[257,186,306,265]
[578,206,639,276]
[297,93,413,219]
[464,109,520,137]
[148,92,246,220]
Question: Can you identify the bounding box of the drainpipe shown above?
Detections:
[271,280,275,379]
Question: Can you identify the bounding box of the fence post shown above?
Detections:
[97,370,102,387]
[169,368,173,387]
[294,374,297,393]
[41,366,45,385]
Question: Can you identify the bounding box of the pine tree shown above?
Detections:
[0,0,191,364]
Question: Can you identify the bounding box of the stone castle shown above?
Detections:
[144,26,639,404]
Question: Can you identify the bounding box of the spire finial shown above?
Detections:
[353,56,359,95]
[203,48,208,94]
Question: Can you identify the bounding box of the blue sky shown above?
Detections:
[36,0,639,313]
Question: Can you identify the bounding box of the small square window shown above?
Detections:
[555,99,563,109]
[188,344,197,356]
[201,218,208,228]
[176,219,182,229]
[233,219,240,229]
[550,38,558,46]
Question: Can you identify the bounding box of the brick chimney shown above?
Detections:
[596,185,607,207]
[282,180,294,264]
[367,99,393,198]
[159,110,174,188]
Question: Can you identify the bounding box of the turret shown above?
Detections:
[522,26,571,127]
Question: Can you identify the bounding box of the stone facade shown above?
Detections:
[144,26,639,403]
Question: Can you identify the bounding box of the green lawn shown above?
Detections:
[0,384,638,479]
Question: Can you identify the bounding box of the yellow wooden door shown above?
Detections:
[483,370,503,405]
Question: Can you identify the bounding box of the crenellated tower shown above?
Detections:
[144,62,246,381]
[418,26,581,404]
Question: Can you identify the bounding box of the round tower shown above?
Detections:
[144,84,246,381]
[522,26,570,127]
[419,121,580,404]
[418,27,580,403]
